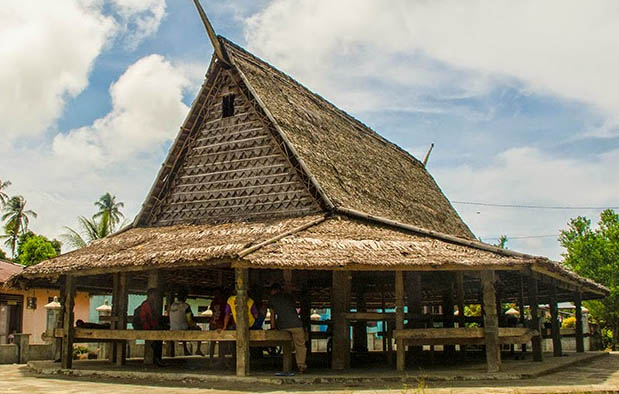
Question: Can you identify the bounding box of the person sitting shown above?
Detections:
[137,288,164,367]
[169,288,204,356]
[268,283,307,373]
[218,289,259,368]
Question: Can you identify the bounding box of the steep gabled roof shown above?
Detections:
[136,36,474,239]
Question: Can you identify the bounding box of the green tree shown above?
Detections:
[559,209,619,349]
[0,248,7,260]
[0,179,10,207]
[61,214,111,249]
[18,235,59,266]
[93,192,125,233]
[495,235,508,249]
[16,231,61,258]
[1,196,37,256]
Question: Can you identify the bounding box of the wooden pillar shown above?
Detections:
[574,291,585,353]
[283,270,293,293]
[380,284,388,357]
[235,268,250,377]
[550,284,562,357]
[395,271,405,371]
[406,272,423,355]
[54,286,66,362]
[116,272,128,366]
[443,280,455,355]
[300,283,312,358]
[331,270,351,370]
[144,270,160,365]
[528,275,543,362]
[456,272,466,357]
[61,275,76,369]
[352,281,368,352]
[518,274,527,354]
[109,273,119,362]
[481,270,501,373]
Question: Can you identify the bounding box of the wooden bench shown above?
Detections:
[393,327,539,346]
[55,328,294,372]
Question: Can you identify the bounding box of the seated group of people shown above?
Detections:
[136,283,307,373]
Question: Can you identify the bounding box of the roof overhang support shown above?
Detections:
[192,0,231,67]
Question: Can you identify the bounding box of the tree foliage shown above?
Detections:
[93,192,125,233]
[18,235,59,266]
[0,178,11,207]
[1,195,37,257]
[62,213,112,249]
[559,209,619,348]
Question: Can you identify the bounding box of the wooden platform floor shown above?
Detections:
[27,351,607,386]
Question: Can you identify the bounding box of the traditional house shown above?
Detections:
[6,2,607,376]
[1,259,90,346]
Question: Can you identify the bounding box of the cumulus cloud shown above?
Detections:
[0,1,116,137]
[432,147,619,259]
[111,0,167,49]
[53,54,192,164]
[244,0,619,129]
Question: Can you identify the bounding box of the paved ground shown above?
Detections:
[2,353,619,393]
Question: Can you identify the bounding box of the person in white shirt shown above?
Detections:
[169,289,204,356]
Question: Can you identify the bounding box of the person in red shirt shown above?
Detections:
[138,288,164,366]
[208,287,229,366]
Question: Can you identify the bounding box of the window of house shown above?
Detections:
[222,94,235,118]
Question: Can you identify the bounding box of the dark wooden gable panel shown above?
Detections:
[147,70,322,225]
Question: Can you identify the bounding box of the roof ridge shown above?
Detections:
[218,36,426,169]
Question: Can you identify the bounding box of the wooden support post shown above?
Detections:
[574,292,585,353]
[235,268,250,377]
[283,270,293,293]
[331,270,351,370]
[352,281,368,352]
[456,272,466,358]
[164,290,175,358]
[518,274,527,354]
[109,273,119,363]
[550,284,562,357]
[406,272,423,355]
[443,280,455,355]
[144,270,160,365]
[116,272,128,366]
[528,275,543,362]
[381,284,388,357]
[54,286,66,362]
[481,270,501,373]
[300,284,312,358]
[395,271,405,371]
[61,275,76,369]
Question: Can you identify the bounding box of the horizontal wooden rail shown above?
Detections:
[99,315,211,324]
[393,327,538,346]
[54,328,292,342]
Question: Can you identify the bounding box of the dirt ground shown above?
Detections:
[2,353,619,393]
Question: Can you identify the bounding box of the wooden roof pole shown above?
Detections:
[192,0,230,66]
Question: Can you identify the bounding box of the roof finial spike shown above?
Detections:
[192,0,230,66]
[422,143,434,167]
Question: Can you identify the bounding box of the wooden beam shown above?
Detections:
[61,275,76,369]
[331,271,351,370]
[191,0,230,66]
[235,268,250,377]
[481,270,501,373]
[55,328,293,342]
[443,280,456,355]
[352,281,368,352]
[406,272,423,355]
[116,272,128,366]
[144,270,160,365]
[395,271,405,372]
[528,275,543,362]
[518,274,527,354]
[575,292,585,353]
[109,273,119,363]
[456,272,466,357]
[550,284,562,357]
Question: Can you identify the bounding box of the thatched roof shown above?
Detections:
[135,36,473,239]
[7,213,606,298]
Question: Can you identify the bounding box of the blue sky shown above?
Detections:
[1,0,619,260]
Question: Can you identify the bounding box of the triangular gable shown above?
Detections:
[136,59,324,226]
[220,38,475,239]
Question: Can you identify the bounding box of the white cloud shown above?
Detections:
[0,1,116,137]
[244,0,619,128]
[52,54,191,164]
[111,0,167,49]
[432,147,619,259]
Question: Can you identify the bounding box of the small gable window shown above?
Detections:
[222,94,235,118]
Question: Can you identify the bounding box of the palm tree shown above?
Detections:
[0,222,18,257]
[1,196,37,257]
[0,179,11,207]
[61,214,111,249]
[93,193,125,232]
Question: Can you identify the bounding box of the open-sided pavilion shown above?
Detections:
[6,1,607,378]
